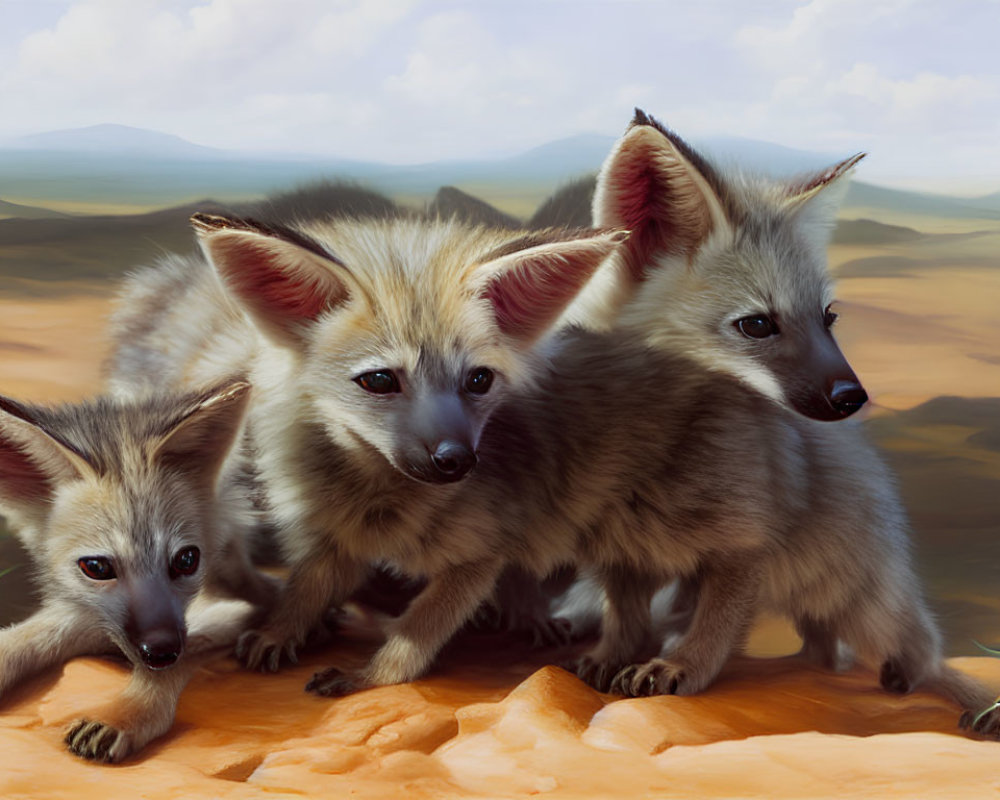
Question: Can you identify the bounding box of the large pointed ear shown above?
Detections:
[593,109,729,282]
[475,228,629,344]
[782,153,866,231]
[151,379,251,487]
[0,396,91,517]
[191,213,359,348]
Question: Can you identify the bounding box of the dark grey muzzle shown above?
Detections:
[125,577,187,670]
[783,327,868,421]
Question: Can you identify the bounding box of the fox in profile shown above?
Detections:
[514,111,996,734]
[0,379,276,762]
[560,109,869,423]
[507,108,874,636]
[107,212,627,682]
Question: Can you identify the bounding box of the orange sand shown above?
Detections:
[2,639,999,799]
[0,294,111,402]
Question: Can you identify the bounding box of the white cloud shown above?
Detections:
[0,0,998,188]
[829,64,996,118]
[1,0,415,148]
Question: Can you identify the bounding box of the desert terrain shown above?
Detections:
[0,178,998,796]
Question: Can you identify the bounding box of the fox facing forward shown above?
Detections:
[108,212,628,685]
[0,379,275,762]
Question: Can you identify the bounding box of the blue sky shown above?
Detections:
[1,0,997,192]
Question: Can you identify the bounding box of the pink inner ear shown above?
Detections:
[603,137,712,283]
[485,251,596,340]
[215,238,346,324]
[609,158,665,284]
[0,434,52,501]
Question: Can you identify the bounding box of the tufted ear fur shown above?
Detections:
[150,378,251,489]
[593,109,729,283]
[781,152,866,237]
[475,228,629,345]
[0,396,91,520]
[192,213,360,349]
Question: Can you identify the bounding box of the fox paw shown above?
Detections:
[569,655,624,693]
[305,667,371,697]
[526,616,574,648]
[65,719,134,763]
[611,658,693,697]
[960,702,1000,738]
[236,628,301,672]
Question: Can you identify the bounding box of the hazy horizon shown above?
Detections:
[2,1,998,195]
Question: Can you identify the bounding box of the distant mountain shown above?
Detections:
[5,123,223,159]
[831,218,924,246]
[962,191,1000,213]
[428,186,520,229]
[0,198,69,219]
[0,124,996,222]
[843,182,1000,221]
[529,175,596,229]
[0,181,407,286]
[697,136,841,177]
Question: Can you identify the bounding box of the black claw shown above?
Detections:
[609,666,633,696]
[306,667,361,697]
[879,659,911,694]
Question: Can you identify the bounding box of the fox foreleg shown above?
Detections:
[0,601,104,701]
[612,557,761,697]
[306,557,505,696]
[237,546,365,671]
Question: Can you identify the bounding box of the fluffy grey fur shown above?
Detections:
[106,213,626,689]
[0,381,275,762]
[420,329,996,736]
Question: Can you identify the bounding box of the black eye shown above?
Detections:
[465,367,494,395]
[170,546,200,578]
[823,305,838,328]
[735,315,779,339]
[78,557,116,581]
[355,370,401,394]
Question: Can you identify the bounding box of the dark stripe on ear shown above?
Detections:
[0,394,39,426]
[630,107,653,129]
[0,395,95,473]
[190,213,347,269]
[156,377,252,441]
[787,153,867,197]
[625,110,739,223]
[478,227,615,264]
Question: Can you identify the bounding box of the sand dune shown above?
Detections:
[2,630,999,799]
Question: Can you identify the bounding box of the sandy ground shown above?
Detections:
[2,626,1000,799]
[834,263,1000,410]
[0,293,112,403]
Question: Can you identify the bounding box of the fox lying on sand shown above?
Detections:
[107,212,628,683]
[0,379,276,762]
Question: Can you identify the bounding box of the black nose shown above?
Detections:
[138,630,183,670]
[829,380,868,418]
[431,441,477,482]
